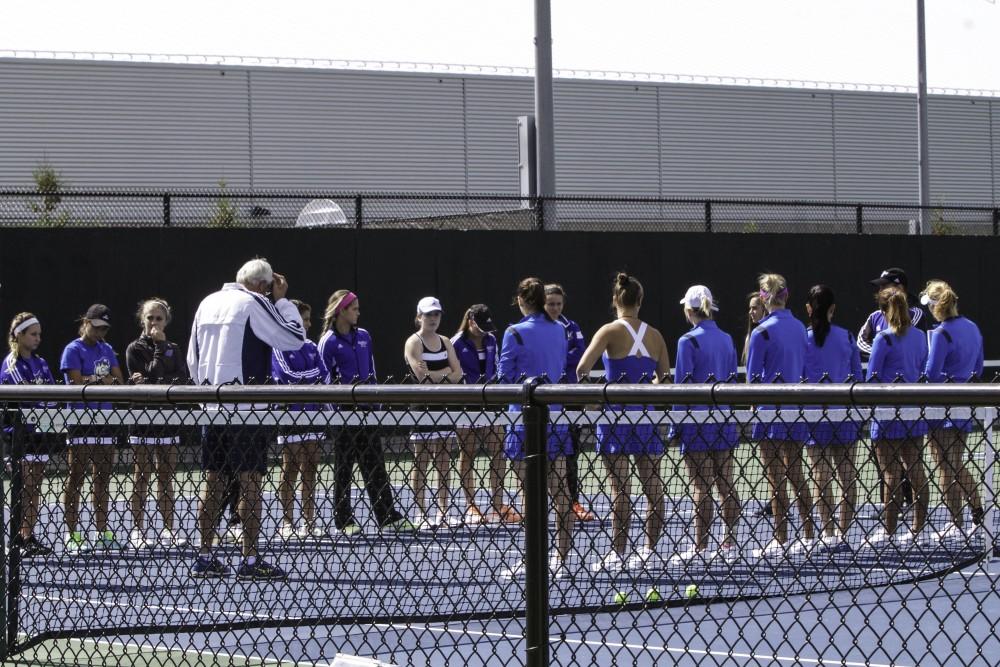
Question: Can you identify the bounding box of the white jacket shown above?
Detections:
[188,283,305,385]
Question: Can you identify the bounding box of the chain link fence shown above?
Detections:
[1,188,998,234]
[1,382,998,666]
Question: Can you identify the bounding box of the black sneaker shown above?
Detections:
[191,555,230,578]
[21,536,54,558]
[235,559,287,581]
[972,506,986,527]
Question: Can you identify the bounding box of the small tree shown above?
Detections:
[208,179,240,228]
[29,163,70,227]
[929,196,958,235]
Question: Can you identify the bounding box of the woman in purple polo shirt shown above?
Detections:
[2,312,61,557]
[451,304,521,524]
[60,304,126,553]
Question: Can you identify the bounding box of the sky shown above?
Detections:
[2,0,998,92]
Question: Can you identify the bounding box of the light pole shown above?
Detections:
[916,0,931,234]
[534,0,556,230]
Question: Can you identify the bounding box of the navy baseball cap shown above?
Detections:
[469,304,496,332]
[84,304,111,327]
[870,268,908,289]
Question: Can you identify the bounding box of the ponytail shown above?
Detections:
[878,287,910,335]
[757,273,788,308]
[807,285,835,347]
[513,277,546,314]
[920,280,959,321]
[613,272,643,308]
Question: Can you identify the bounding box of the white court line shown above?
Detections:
[383,623,909,667]
[29,592,288,621]
[74,636,331,667]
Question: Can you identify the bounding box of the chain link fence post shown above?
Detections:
[523,379,550,667]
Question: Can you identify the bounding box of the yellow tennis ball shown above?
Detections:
[613,591,629,605]
[645,587,662,603]
[685,584,699,599]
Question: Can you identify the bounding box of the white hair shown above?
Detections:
[236,258,273,288]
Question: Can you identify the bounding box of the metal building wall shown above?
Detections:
[0,58,997,205]
[0,60,252,188]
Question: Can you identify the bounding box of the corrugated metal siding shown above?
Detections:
[250,69,466,192]
[0,60,251,187]
[659,85,835,199]
[926,97,993,205]
[0,59,998,206]
[464,77,533,194]
[552,80,660,195]
[989,100,999,204]
[833,92,917,202]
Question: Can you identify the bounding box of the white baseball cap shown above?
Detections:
[416,296,443,314]
[679,285,719,311]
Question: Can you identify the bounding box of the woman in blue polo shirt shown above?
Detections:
[2,312,60,558]
[921,280,985,544]
[452,304,521,524]
[867,286,930,547]
[801,285,863,553]
[576,273,670,573]
[318,289,414,536]
[669,285,741,564]
[746,274,815,560]
[498,277,574,578]
[60,304,126,553]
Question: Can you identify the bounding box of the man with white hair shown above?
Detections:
[188,258,305,580]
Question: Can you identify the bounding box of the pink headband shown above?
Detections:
[334,292,357,315]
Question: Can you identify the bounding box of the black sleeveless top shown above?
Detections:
[408,334,450,376]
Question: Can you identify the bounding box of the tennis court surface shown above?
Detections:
[2,383,999,666]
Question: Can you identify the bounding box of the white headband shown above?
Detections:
[13,317,39,335]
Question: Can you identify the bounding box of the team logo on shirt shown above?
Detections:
[94,359,111,377]
[358,341,368,349]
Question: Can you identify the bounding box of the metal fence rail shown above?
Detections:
[1,188,998,234]
[1,383,998,666]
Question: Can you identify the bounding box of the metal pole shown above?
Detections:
[916,0,931,234]
[534,0,556,230]
[523,390,550,667]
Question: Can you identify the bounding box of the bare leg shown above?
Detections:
[929,428,963,528]
[808,447,837,538]
[485,427,508,515]
[548,456,575,562]
[781,441,815,541]
[683,451,713,552]
[91,446,115,535]
[278,444,301,527]
[431,437,452,518]
[875,440,902,535]
[713,449,740,546]
[198,471,223,555]
[63,445,89,534]
[834,444,858,537]
[156,446,178,533]
[636,455,665,553]
[605,454,632,556]
[301,441,320,527]
[760,439,790,544]
[239,471,262,558]
[131,446,153,533]
[411,439,432,518]
[21,461,46,540]
[457,428,482,515]
[899,438,929,534]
